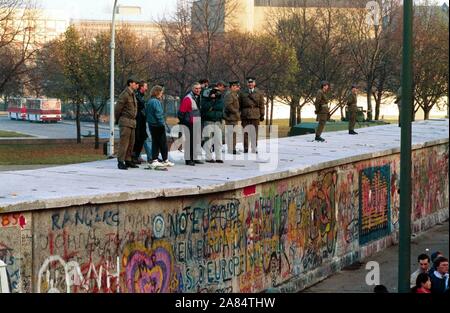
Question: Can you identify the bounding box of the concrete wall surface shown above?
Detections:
[0,120,448,293]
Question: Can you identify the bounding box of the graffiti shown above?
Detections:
[51,207,119,230]
[2,143,447,293]
[412,148,449,219]
[37,255,120,293]
[153,215,165,239]
[1,213,26,229]
[390,166,400,228]
[122,242,182,293]
[359,165,391,244]
[0,242,20,292]
[337,171,359,251]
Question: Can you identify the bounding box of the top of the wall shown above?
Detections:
[0,119,448,213]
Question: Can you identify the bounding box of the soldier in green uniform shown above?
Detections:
[347,84,359,135]
[224,81,241,154]
[239,77,265,153]
[314,81,331,142]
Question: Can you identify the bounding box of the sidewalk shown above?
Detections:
[302,220,449,293]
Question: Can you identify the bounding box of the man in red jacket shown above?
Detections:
[179,83,203,166]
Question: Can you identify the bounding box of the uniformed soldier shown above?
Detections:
[347,84,359,135]
[224,81,241,154]
[114,78,139,170]
[314,81,331,142]
[239,77,265,153]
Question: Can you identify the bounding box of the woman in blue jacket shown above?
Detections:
[145,85,174,168]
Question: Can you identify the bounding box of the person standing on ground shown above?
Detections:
[314,81,331,142]
[411,273,432,293]
[429,256,449,294]
[346,84,359,135]
[132,81,148,164]
[224,81,241,155]
[239,77,265,153]
[201,81,226,163]
[145,85,174,169]
[410,254,431,288]
[114,78,139,170]
[179,83,203,166]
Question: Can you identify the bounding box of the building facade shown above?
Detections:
[193,0,370,33]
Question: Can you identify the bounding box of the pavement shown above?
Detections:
[0,165,61,172]
[0,116,119,139]
[0,119,448,213]
[303,220,449,293]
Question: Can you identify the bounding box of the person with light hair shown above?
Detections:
[178,83,203,166]
[145,85,174,169]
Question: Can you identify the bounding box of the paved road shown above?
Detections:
[303,221,449,293]
[0,116,119,139]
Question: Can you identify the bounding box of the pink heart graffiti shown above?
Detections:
[125,247,172,293]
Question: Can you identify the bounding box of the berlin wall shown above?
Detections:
[0,140,447,293]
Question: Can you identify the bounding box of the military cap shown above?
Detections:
[127,77,139,85]
[351,84,358,89]
[229,81,240,87]
[216,80,226,87]
[320,80,330,88]
[246,77,256,83]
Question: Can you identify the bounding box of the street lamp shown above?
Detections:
[108,2,141,158]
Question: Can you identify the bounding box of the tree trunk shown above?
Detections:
[366,83,373,121]
[265,96,270,126]
[374,91,382,121]
[93,106,99,149]
[76,102,81,144]
[340,105,344,121]
[289,96,299,127]
[296,105,302,124]
[270,96,274,127]
[424,107,430,120]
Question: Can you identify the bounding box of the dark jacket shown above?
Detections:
[146,97,165,127]
[239,88,265,120]
[201,93,224,122]
[115,87,137,128]
[430,271,449,294]
[314,89,331,114]
[224,91,240,124]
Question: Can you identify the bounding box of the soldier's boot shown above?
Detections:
[315,136,325,142]
[349,130,358,135]
[125,161,139,168]
[118,161,128,170]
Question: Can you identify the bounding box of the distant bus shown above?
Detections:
[6,98,26,120]
[7,98,62,122]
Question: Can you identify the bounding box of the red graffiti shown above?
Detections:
[243,185,256,197]
[1,213,26,229]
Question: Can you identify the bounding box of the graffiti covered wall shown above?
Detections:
[0,144,448,293]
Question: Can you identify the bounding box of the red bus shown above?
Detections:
[26,98,62,122]
[7,98,27,120]
[7,98,62,122]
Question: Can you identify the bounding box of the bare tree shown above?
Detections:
[0,0,40,96]
[413,2,449,119]
[158,0,197,97]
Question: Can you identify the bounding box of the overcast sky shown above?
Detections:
[37,0,178,21]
